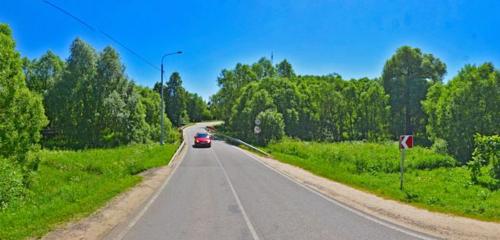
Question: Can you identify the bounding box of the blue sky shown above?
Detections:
[1,0,499,100]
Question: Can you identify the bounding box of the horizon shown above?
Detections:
[1,0,499,100]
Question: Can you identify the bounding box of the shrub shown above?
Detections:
[0,158,25,209]
[431,138,448,155]
[255,109,285,145]
[470,134,500,180]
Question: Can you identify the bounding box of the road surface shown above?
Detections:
[121,123,433,240]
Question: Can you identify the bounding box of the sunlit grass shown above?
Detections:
[265,138,500,221]
[0,143,179,240]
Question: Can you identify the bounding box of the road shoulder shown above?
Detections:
[42,141,188,240]
[238,147,500,240]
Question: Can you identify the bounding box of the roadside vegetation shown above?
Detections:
[0,23,210,239]
[210,45,499,220]
[0,143,179,240]
[265,139,500,221]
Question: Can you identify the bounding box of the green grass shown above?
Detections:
[265,138,500,221]
[0,143,179,240]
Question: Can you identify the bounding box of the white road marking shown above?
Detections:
[233,145,437,240]
[114,140,187,240]
[211,147,261,240]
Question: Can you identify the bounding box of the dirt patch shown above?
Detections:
[42,142,187,240]
[243,149,500,240]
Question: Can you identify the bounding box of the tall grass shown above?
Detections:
[265,138,500,221]
[0,143,179,240]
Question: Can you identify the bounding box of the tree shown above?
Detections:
[48,38,98,147]
[382,46,446,142]
[276,59,295,78]
[0,24,47,165]
[186,93,211,122]
[423,63,499,163]
[252,57,276,80]
[23,51,64,96]
[46,40,159,148]
[166,72,189,126]
[136,86,176,142]
[210,64,257,122]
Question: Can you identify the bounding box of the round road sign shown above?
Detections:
[254,126,261,134]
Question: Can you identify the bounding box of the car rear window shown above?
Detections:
[196,133,209,138]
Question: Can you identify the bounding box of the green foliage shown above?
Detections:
[268,139,456,173]
[423,63,500,163]
[431,138,448,155]
[255,110,285,145]
[471,134,500,180]
[0,158,25,209]
[276,59,295,78]
[0,24,47,165]
[22,51,64,96]
[0,143,179,240]
[382,46,446,140]
[186,92,211,122]
[266,140,500,221]
[135,86,177,143]
[212,58,390,145]
[164,72,189,126]
[39,39,176,148]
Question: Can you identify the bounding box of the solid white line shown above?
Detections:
[114,140,187,240]
[233,145,436,240]
[211,147,261,240]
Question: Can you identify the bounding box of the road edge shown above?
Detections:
[42,136,188,240]
[235,146,500,240]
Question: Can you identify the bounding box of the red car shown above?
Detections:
[194,132,211,148]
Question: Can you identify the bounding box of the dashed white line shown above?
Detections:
[211,147,261,240]
[233,145,436,240]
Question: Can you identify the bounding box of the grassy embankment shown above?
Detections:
[0,143,179,240]
[265,138,500,221]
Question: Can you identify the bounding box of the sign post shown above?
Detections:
[254,118,261,134]
[399,135,413,190]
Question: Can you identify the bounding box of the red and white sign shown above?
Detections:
[399,135,413,149]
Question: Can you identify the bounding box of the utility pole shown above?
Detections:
[160,51,183,145]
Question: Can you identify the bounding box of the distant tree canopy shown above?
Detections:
[154,72,211,127]
[211,51,499,162]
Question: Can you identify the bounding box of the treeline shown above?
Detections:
[210,46,499,163]
[22,38,179,148]
[0,23,210,207]
[22,39,210,149]
[154,72,212,127]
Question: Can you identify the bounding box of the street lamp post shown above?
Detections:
[160,51,183,145]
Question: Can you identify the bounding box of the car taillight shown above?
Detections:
[195,139,199,143]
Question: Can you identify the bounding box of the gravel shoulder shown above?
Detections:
[242,149,500,240]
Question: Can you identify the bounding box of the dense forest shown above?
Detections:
[210,47,499,164]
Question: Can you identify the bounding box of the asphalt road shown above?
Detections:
[121,123,432,240]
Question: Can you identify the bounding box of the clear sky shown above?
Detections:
[1,0,499,100]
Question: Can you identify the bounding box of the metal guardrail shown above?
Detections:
[210,131,271,157]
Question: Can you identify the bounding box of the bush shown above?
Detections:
[0,158,25,209]
[255,110,285,145]
[470,134,500,180]
[431,138,448,155]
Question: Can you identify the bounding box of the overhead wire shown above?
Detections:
[42,0,160,71]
